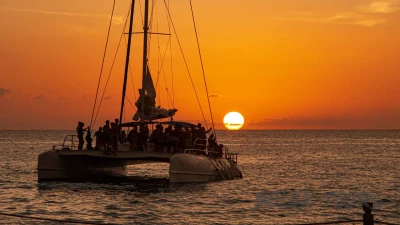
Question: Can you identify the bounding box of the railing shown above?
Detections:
[192,138,207,149]
[51,135,238,164]
[222,146,238,164]
[225,152,238,164]
[189,138,239,164]
[52,135,77,151]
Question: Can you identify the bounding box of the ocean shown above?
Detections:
[0,130,399,224]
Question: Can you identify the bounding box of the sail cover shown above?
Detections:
[133,66,177,121]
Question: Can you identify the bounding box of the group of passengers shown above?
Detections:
[93,119,124,150]
[77,120,219,153]
[126,123,150,151]
[148,123,212,153]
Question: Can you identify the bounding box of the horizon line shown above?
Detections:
[0,129,399,131]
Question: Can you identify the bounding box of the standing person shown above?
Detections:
[110,122,117,150]
[177,125,185,151]
[191,124,197,147]
[152,124,163,152]
[120,130,127,143]
[102,120,111,146]
[93,127,103,150]
[111,119,121,150]
[197,123,212,139]
[138,123,149,151]
[85,126,93,150]
[127,125,139,151]
[184,127,192,149]
[76,122,87,150]
[197,123,212,149]
[163,127,171,152]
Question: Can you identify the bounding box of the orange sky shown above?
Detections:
[1,0,400,130]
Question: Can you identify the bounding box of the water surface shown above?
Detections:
[0,130,399,224]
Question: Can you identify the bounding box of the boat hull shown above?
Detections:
[169,153,242,183]
[37,150,128,181]
[38,150,242,182]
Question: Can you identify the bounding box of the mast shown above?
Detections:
[140,0,150,121]
[119,0,136,124]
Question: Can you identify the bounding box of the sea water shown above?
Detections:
[0,130,399,224]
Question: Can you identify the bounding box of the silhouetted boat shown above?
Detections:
[38,0,242,182]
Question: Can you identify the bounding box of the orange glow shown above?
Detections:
[1,1,400,130]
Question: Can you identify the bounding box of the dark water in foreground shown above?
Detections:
[0,130,399,224]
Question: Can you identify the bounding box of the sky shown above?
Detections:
[1,0,400,130]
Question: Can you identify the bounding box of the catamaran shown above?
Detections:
[37,0,242,182]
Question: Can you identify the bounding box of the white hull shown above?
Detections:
[170,153,242,182]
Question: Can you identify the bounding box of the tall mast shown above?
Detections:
[140,0,150,121]
[119,0,136,124]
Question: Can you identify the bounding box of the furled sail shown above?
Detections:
[145,66,156,99]
[133,66,177,121]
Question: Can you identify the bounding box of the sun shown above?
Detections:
[223,112,244,130]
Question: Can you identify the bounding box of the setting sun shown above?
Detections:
[223,112,244,130]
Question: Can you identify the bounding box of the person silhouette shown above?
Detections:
[94,127,103,150]
[85,127,93,150]
[102,120,111,146]
[76,121,87,150]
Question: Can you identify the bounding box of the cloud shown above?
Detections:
[358,1,400,14]
[0,7,125,25]
[104,96,111,100]
[34,95,46,100]
[276,13,386,27]
[275,1,400,27]
[251,117,345,127]
[59,97,68,100]
[353,18,387,27]
[0,88,10,97]
[249,114,400,129]
[209,94,221,98]
[326,12,387,27]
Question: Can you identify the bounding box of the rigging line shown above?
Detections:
[170,26,175,107]
[163,0,208,128]
[156,2,161,106]
[148,0,157,32]
[155,36,171,89]
[125,95,135,109]
[160,43,174,108]
[123,35,137,101]
[155,36,174,108]
[162,63,174,107]
[92,3,131,127]
[154,36,171,108]
[189,0,216,135]
[129,61,137,101]
[147,0,158,61]
[162,0,174,107]
[167,0,175,107]
[138,0,144,25]
[89,0,116,129]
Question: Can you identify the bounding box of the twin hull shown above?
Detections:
[37,150,242,182]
